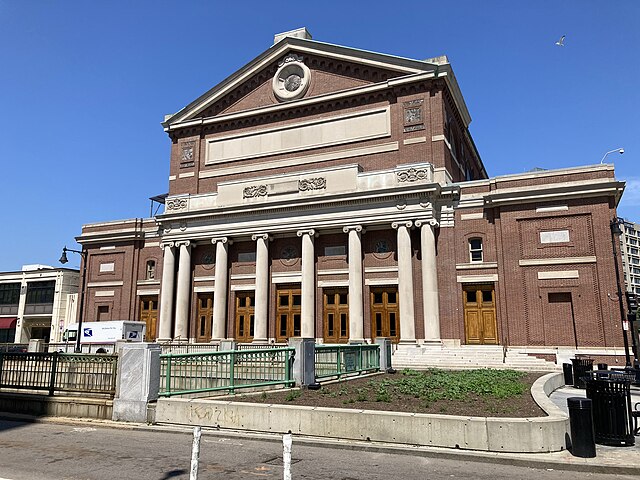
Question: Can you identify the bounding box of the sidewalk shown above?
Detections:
[546,384,640,472]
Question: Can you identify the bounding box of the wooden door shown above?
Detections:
[323,289,349,343]
[463,286,498,345]
[195,293,213,343]
[235,292,255,342]
[139,296,158,341]
[276,287,301,342]
[370,287,400,343]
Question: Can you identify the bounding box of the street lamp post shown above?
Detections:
[610,218,632,367]
[59,246,87,353]
[600,148,624,164]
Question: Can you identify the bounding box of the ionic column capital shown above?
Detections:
[211,237,232,245]
[343,225,365,234]
[296,229,316,238]
[251,233,270,242]
[160,241,175,250]
[414,219,439,228]
[175,240,192,248]
[391,221,413,230]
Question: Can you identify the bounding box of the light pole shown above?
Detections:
[600,148,624,164]
[610,218,632,367]
[59,246,87,353]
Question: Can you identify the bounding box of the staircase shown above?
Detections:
[391,345,558,372]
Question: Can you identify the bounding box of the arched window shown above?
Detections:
[146,260,156,280]
[469,238,483,263]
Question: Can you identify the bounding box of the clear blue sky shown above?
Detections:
[0,1,638,271]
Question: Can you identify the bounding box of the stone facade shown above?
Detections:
[75,30,627,353]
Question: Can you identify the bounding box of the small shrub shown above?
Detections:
[285,390,301,402]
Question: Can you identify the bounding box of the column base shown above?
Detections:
[348,338,365,345]
[422,339,443,346]
[251,337,269,344]
[155,338,173,344]
[398,339,418,346]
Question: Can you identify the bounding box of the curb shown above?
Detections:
[1,412,638,476]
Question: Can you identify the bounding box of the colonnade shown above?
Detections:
[157,220,441,343]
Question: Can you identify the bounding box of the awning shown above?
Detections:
[0,317,17,329]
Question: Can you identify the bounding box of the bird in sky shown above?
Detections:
[555,35,565,47]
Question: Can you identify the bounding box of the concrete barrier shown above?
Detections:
[0,392,113,420]
[153,372,569,453]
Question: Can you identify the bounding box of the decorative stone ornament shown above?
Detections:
[273,54,311,101]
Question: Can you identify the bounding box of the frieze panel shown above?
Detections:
[243,185,268,199]
[396,167,429,183]
[403,99,425,133]
[166,198,188,211]
[298,177,326,191]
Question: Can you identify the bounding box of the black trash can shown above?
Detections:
[586,378,635,446]
[567,397,596,458]
[571,357,594,389]
[563,363,573,385]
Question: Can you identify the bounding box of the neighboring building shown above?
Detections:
[620,218,640,294]
[0,265,79,344]
[75,29,628,358]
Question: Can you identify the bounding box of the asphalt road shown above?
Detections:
[0,419,633,480]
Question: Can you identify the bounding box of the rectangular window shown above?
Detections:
[324,246,346,256]
[0,283,20,305]
[238,251,256,263]
[469,239,483,263]
[25,281,55,305]
[97,305,110,321]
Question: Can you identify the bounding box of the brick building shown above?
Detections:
[76,29,628,361]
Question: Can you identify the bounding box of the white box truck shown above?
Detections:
[62,321,146,352]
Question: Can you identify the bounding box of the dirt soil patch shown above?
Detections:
[230,369,547,418]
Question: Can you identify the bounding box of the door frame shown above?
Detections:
[462,284,498,345]
[323,288,349,344]
[370,286,400,343]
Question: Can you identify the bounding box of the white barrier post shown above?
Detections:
[283,433,292,480]
[190,426,202,480]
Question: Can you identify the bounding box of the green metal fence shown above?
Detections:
[159,347,295,397]
[315,344,380,380]
[0,352,118,396]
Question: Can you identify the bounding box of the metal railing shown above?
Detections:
[236,343,287,351]
[0,343,28,353]
[47,342,115,354]
[0,352,118,396]
[315,344,380,380]
[159,347,295,397]
[159,342,219,355]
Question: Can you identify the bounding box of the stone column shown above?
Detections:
[252,233,270,343]
[392,221,416,343]
[415,219,441,343]
[343,225,364,342]
[211,237,229,340]
[297,229,316,338]
[174,240,192,341]
[158,242,176,342]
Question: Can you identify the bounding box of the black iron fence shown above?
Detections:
[0,352,118,397]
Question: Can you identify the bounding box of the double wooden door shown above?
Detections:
[323,289,349,343]
[463,285,498,345]
[276,287,301,342]
[235,292,255,342]
[139,296,158,341]
[195,293,213,343]
[370,287,399,343]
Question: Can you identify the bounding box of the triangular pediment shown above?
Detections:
[163,37,443,129]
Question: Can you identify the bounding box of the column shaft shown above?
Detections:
[299,230,316,338]
[174,241,192,340]
[253,234,269,342]
[212,239,229,340]
[344,226,364,342]
[158,243,176,341]
[419,221,441,342]
[394,222,416,342]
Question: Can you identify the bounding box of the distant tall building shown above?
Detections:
[620,219,640,294]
